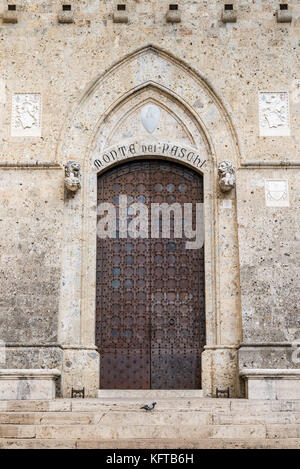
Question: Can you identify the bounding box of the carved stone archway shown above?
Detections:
[57,45,242,398]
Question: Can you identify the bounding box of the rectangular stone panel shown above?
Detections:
[259,92,290,137]
[265,179,289,207]
[11,93,41,137]
[0,369,60,400]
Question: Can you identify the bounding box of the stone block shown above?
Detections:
[76,438,300,450]
[266,424,300,439]
[0,399,72,413]
[212,424,266,439]
[240,369,300,400]
[276,10,292,24]
[0,424,36,439]
[0,412,37,425]
[100,410,213,426]
[0,439,76,449]
[113,7,128,24]
[0,369,61,400]
[202,347,240,398]
[166,9,181,24]
[58,11,74,24]
[2,10,18,24]
[61,348,99,398]
[221,9,237,24]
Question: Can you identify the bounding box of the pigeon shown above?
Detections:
[140,402,157,411]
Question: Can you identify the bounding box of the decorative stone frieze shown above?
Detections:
[64,161,81,192]
[218,160,236,192]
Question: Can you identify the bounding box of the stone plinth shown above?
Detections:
[240,369,300,400]
[0,369,61,400]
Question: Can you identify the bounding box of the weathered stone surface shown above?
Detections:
[0,169,63,348]
[1,397,300,449]
[0,369,61,400]
[237,165,300,375]
[0,425,36,439]
[0,0,298,399]
[266,425,300,439]
[213,412,300,425]
[0,411,95,425]
[0,399,72,412]
[2,437,300,450]
[75,438,300,450]
[241,368,300,399]
[0,439,76,449]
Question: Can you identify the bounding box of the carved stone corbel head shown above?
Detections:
[64,161,81,192]
[218,160,235,192]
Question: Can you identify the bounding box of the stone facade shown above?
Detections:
[0,0,299,399]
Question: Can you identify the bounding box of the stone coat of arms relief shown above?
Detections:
[259,92,290,136]
[265,180,290,207]
[141,104,161,134]
[11,93,41,137]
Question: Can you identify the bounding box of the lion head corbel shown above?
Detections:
[64,161,81,192]
[218,160,235,192]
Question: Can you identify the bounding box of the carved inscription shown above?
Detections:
[94,141,207,172]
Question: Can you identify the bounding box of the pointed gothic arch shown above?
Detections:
[57,45,242,398]
[57,44,241,168]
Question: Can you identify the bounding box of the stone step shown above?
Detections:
[98,390,204,398]
[3,422,300,441]
[213,412,300,425]
[75,438,300,450]
[266,424,300,439]
[1,398,300,413]
[71,398,300,414]
[2,409,300,426]
[0,410,213,426]
[1,438,300,449]
[1,397,300,448]
[0,412,96,425]
[0,400,72,413]
[0,425,36,439]
[70,398,231,413]
[0,439,77,449]
[0,423,267,440]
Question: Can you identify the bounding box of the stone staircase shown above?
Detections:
[1,391,300,449]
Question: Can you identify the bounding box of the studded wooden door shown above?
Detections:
[96,160,205,389]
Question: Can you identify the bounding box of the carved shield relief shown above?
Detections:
[141,104,161,134]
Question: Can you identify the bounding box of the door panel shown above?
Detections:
[96,160,205,389]
[96,162,151,389]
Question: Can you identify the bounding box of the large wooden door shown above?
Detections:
[96,160,205,389]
